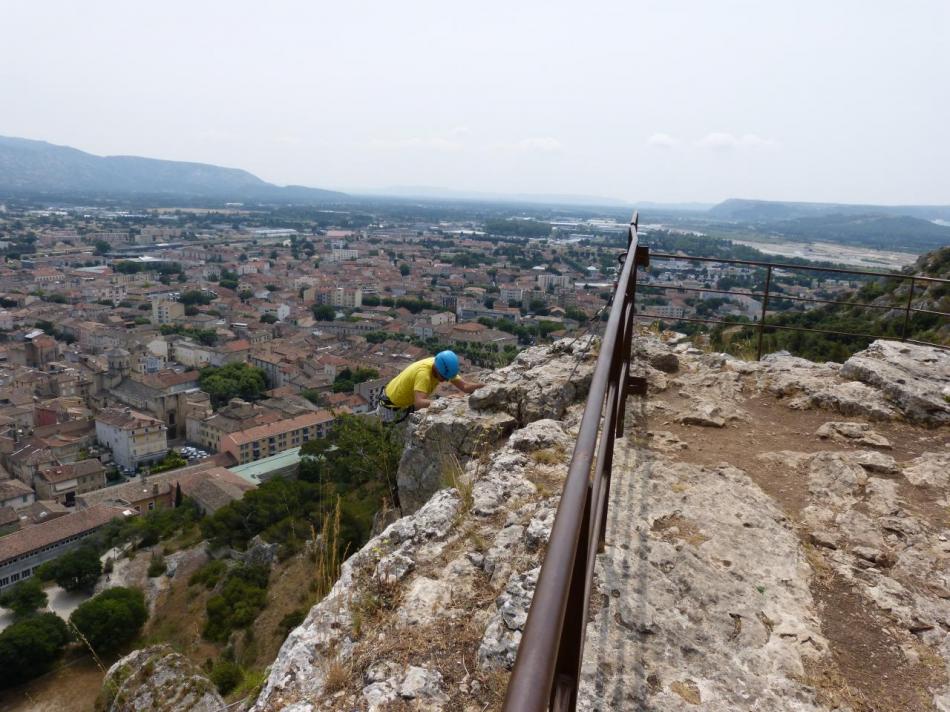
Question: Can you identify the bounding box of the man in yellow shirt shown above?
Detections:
[377,350,483,423]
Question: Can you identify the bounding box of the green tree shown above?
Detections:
[331,366,379,393]
[260,313,278,324]
[311,304,336,321]
[399,263,411,276]
[37,544,102,592]
[93,240,111,255]
[199,362,268,409]
[0,578,48,618]
[179,290,215,306]
[69,587,147,653]
[0,613,71,688]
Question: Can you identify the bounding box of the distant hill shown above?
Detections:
[0,136,346,203]
[706,199,950,252]
[709,198,950,222]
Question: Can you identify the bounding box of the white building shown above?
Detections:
[95,407,168,471]
[536,274,573,290]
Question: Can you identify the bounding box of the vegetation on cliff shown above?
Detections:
[714,246,949,361]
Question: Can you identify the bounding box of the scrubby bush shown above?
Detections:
[210,659,243,694]
[202,564,269,642]
[188,559,227,589]
[146,554,166,578]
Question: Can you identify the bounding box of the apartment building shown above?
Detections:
[152,298,185,325]
[34,459,107,506]
[95,407,168,471]
[220,410,334,465]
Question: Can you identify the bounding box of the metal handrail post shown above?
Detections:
[756,264,773,360]
[901,278,916,341]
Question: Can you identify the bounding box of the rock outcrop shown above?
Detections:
[97,645,225,712]
[250,342,592,711]
[397,339,595,512]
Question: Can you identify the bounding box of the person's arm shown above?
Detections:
[413,390,433,409]
[451,377,484,395]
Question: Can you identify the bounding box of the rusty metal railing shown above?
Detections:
[636,253,950,358]
[502,213,648,712]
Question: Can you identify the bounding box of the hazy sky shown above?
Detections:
[2,1,948,204]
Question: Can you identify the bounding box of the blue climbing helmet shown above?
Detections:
[434,350,460,380]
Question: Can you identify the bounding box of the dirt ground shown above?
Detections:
[650,385,949,712]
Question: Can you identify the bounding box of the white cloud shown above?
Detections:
[646,132,681,149]
[696,132,777,150]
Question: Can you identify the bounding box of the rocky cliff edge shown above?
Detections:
[99,337,950,712]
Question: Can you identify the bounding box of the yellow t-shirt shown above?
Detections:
[384,357,459,409]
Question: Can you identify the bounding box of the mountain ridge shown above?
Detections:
[0,135,346,203]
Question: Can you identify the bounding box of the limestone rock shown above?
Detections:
[469,339,596,424]
[844,449,900,474]
[396,576,452,626]
[525,499,557,550]
[478,567,540,670]
[399,665,448,702]
[840,340,950,425]
[816,421,892,449]
[806,452,868,509]
[362,681,399,710]
[399,341,591,513]
[508,418,571,453]
[397,399,517,513]
[471,451,534,517]
[902,451,950,488]
[579,450,828,711]
[242,533,279,566]
[251,490,461,711]
[788,380,897,421]
[759,352,841,399]
[634,336,680,373]
[646,430,689,452]
[677,401,726,428]
[98,645,224,712]
[375,550,415,584]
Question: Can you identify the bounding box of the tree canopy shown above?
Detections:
[0,578,48,618]
[199,362,268,408]
[0,613,71,688]
[331,366,379,393]
[36,544,102,592]
[69,587,147,653]
[311,304,336,321]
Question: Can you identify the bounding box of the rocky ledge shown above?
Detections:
[101,337,949,711]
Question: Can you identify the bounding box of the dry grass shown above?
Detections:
[323,658,350,695]
[311,499,345,600]
[440,453,474,517]
[348,559,404,639]
[798,656,871,712]
[529,444,568,466]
